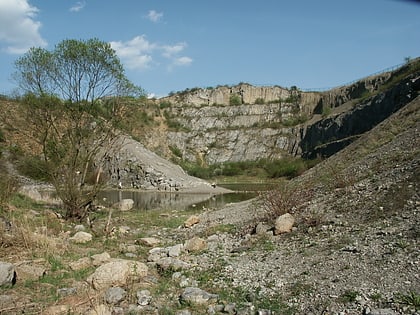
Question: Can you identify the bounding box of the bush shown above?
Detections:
[16,155,50,181]
[229,94,242,105]
[264,157,306,179]
[261,181,313,221]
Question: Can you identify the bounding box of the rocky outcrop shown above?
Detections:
[100,135,230,193]
[159,60,419,164]
[301,73,420,158]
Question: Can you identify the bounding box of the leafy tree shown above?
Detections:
[14,38,142,102]
[8,38,144,220]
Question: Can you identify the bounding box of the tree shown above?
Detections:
[9,38,144,220]
[14,38,142,101]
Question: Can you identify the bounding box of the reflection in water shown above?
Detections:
[98,190,258,211]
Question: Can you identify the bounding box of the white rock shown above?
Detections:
[274,213,295,235]
[69,231,93,244]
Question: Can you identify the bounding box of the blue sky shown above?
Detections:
[0,0,419,97]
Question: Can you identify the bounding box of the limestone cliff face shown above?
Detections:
[157,59,419,165]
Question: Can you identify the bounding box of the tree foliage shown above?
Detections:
[14,38,143,102]
[9,38,144,220]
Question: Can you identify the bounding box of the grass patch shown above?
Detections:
[395,291,420,309]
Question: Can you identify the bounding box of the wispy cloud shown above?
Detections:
[0,0,47,54]
[110,35,193,71]
[146,10,163,23]
[70,1,86,13]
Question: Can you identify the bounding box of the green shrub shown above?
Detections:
[264,157,306,179]
[16,155,50,181]
[169,145,182,158]
[254,98,265,104]
[229,94,242,105]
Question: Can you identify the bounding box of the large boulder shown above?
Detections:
[87,259,148,290]
[274,213,295,235]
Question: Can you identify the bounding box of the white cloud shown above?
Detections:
[146,10,163,23]
[110,35,156,70]
[0,0,47,54]
[110,35,193,71]
[70,1,86,12]
[174,56,193,66]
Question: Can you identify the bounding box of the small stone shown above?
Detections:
[224,303,237,314]
[180,287,218,305]
[91,252,111,266]
[105,287,126,304]
[156,257,190,271]
[0,262,16,286]
[139,237,161,247]
[365,308,397,315]
[137,289,152,306]
[168,244,183,257]
[86,304,111,315]
[74,224,85,231]
[184,237,207,252]
[184,215,200,228]
[69,231,93,244]
[57,287,77,297]
[255,222,270,235]
[69,257,91,271]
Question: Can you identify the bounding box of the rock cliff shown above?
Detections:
[157,59,419,165]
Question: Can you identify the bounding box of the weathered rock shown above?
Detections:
[138,237,161,247]
[156,257,189,271]
[0,262,16,286]
[119,243,140,253]
[43,304,71,315]
[69,231,93,244]
[365,308,398,315]
[274,213,295,235]
[86,304,111,315]
[104,287,126,304]
[113,199,134,211]
[147,247,168,262]
[69,257,91,271]
[184,215,200,228]
[91,252,111,266]
[168,244,183,257]
[137,289,152,306]
[57,287,77,297]
[184,237,207,252]
[180,287,218,305]
[14,261,46,281]
[87,259,148,290]
[254,222,270,235]
[74,224,86,232]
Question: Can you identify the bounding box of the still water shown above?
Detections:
[98,183,267,211]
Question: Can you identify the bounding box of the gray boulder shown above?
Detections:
[180,287,218,305]
[0,262,16,286]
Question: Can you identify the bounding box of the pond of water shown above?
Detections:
[98,183,268,211]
